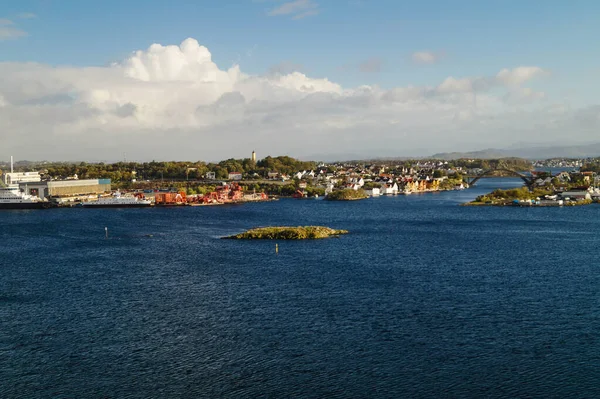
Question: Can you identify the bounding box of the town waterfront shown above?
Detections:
[1,178,599,398]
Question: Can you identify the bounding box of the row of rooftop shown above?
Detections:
[533,157,600,168]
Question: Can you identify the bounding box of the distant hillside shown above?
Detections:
[429,149,509,160]
[431,143,600,160]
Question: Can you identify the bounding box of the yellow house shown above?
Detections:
[426,180,440,190]
[404,181,418,192]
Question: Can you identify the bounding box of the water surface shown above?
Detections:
[1,178,599,398]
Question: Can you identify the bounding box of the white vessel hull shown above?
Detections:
[0,201,48,209]
[0,185,47,209]
[82,202,151,208]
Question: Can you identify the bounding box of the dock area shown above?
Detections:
[49,182,274,208]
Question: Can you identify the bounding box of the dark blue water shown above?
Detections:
[2,178,600,398]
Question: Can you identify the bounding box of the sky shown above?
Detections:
[1,0,599,161]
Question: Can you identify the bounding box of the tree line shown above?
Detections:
[6,156,317,183]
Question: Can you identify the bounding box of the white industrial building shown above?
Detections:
[19,179,112,201]
[3,171,42,185]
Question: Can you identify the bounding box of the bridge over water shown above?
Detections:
[464,166,535,188]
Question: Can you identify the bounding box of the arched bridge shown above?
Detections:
[465,167,535,187]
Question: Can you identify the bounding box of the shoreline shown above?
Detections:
[463,199,595,207]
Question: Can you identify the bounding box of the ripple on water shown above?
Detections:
[1,180,600,397]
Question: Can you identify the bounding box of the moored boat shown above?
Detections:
[0,185,48,209]
[82,191,152,208]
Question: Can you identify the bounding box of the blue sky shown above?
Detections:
[1,0,599,160]
[3,0,598,88]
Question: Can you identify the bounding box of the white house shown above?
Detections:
[228,172,242,181]
[365,187,380,197]
[381,182,399,195]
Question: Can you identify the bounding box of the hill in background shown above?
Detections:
[430,143,600,160]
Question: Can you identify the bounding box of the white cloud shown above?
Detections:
[120,38,234,83]
[0,37,592,161]
[0,18,27,40]
[437,77,474,94]
[411,51,443,65]
[503,87,546,104]
[381,86,426,103]
[496,66,547,86]
[267,0,319,19]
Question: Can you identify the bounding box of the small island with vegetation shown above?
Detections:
[465,187,555,206]
[223,226,349,240]
[325,188,369,201]
[464,170,599,207]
